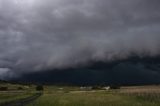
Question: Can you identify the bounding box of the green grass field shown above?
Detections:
[1,83,160,106]
[28,86,160,106]
[0,92,34,104]
[0,83,36,105]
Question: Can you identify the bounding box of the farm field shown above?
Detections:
[28,85,160,106]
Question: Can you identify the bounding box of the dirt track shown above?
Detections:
[0,93,42,106]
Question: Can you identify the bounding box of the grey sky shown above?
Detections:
[0,0,160,78]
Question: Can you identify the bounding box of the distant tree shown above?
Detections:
[36,85,44,91]
[0,87,8,91]
[91,85,101,90]
[0,79,8,83]
[17,87,23,90]
[110,85,120,89]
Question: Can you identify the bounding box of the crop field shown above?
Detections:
[1,83,160,106]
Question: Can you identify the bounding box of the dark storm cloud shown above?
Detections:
[0,0,160,78]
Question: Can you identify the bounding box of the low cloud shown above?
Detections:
[0,0,160,78]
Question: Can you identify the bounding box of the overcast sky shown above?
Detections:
[0,0,160,79]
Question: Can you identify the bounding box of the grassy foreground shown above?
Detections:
[0,83,37,105]
[28,86,160,106]
[0,92,35,104]
[1,83,160,106]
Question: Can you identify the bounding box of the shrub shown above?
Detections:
[17,87,23,90]
[91,86,102,90]
[36,85,44,91]
[0,87,8,91]
[110,85,120,89]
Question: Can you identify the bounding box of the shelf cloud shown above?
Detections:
[0,0,160,78]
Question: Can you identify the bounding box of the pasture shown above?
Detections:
[1,82,160,106]
[28,85,160,106]
[0,83,39,105]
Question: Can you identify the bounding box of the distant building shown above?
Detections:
[103,86,110,90]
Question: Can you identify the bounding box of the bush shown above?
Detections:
[36,85,44,91]
[91,86,102,90]
[17,87,23,90]
[110,85,120,89]
[0,87,8,91]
